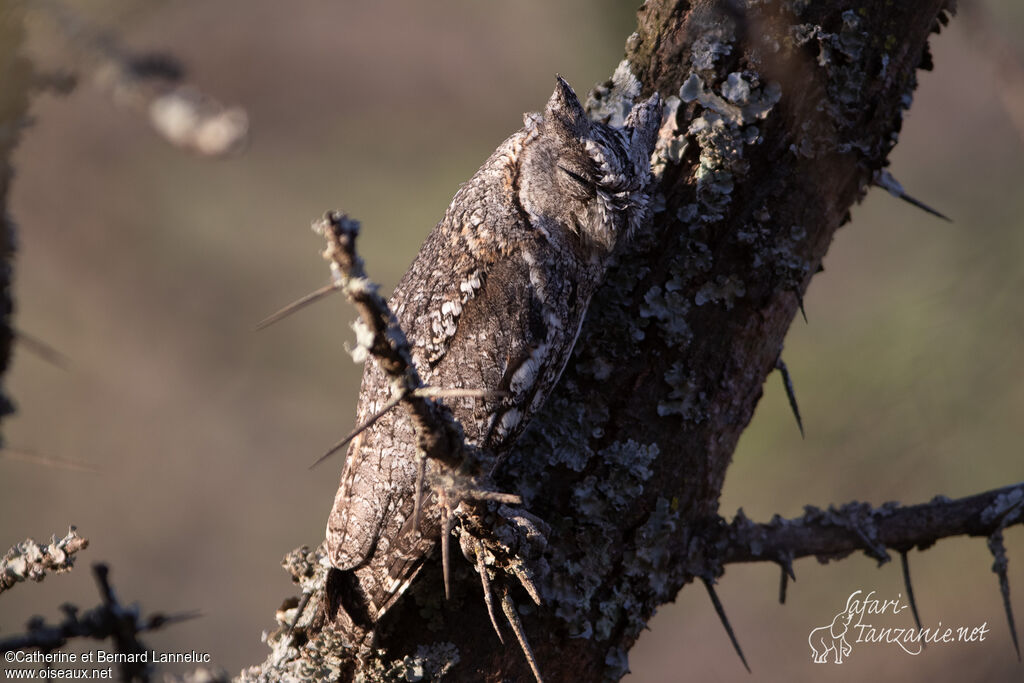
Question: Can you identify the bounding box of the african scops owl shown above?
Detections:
[324,77,661,636]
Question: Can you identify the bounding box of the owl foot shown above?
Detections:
[454,503,550,682]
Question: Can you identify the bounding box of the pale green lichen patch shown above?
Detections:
[690,27,735,71]
[587,59,643,126]
[519,439,659,645]
[694,274,746,309]
[657,361,706,420]
[626,497,683,597]
[680,72,781,127]
[640,280,693,347]
[737,219,811,293]
[679,71,780,222]
[597,497,683,680]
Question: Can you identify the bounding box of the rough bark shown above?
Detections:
[249,0,975,681]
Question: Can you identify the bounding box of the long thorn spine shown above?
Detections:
[775,358,804,438]
[256,282,341,330]
[441,497,453,601]
[987,531,1021,661]
[309,392,405,470]
[900,550,924,633]
[501,590,544,683]
[702,576,750,673]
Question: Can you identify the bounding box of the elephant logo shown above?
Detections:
[808,594,857,664]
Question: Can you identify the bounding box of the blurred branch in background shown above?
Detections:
[0,0,251,436]
[27,0,248,157]
[0,561,214,683]
[0,2,32,436]
[961,0,1024,147]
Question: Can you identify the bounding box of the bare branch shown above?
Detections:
[0,563,198,683]
[718,483,1024,565]
[29,0,248,156]
[312,212,472,476]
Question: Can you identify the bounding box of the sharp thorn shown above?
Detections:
[308,440,350,471]
[775,358,804,438]
[413,449,427,531]
[287,591,312,637]
[987,531,1021,661]
[13,328,71,370]
[146,609,203,630]
[309,392,405,470]
[475,540,503,644]
[874,169,951,222]
[895,191,952,222]
[255,282,341,331]
[778,555,795,604]
[701,576,750,674]
[900,550,924,633]
[501,590,545,683]
[441,498,453,601]
[0,447,101,473]
[796,293,807,324]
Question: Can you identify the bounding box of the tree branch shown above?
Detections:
[0,563,202,683]
[0,1,30,435]
[718,483,1024,565]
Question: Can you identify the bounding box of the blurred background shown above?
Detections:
[1,1,1022,681]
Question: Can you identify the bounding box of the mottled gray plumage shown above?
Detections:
[324,78,661,636]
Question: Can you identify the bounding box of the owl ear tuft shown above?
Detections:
[544,75,589,135]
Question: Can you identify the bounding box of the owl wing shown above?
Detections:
[357,238,570,621]
[325,132,527,572]
[326,130,574,617]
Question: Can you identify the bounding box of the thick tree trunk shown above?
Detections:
[246,1,958,680]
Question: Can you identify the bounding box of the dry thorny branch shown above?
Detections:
[0,531,208,683]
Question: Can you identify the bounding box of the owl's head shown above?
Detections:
[518,76,662,262]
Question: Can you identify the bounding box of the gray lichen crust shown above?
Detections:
[0,527,89,595]
[323,78,662,643]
